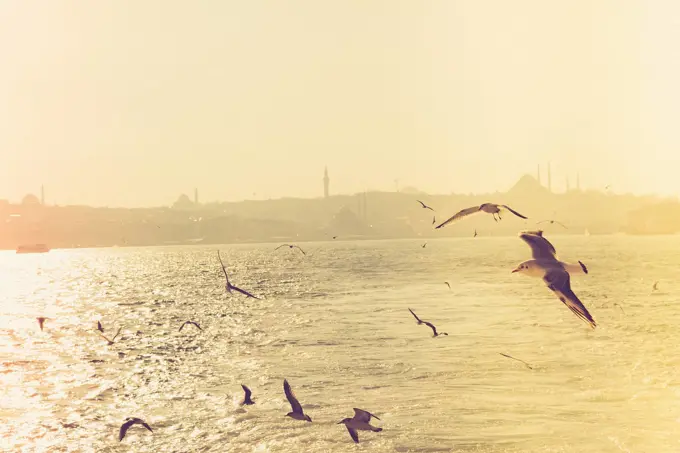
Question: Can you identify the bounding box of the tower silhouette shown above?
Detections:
[323,167,329,198]
[547,162,552,193]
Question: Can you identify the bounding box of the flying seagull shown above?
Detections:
[417,200,435,211]
[435,203,527,229]
[338,408,383,444]
[408,308,448,336]
[474,229,478,237]
[36,317,47,331]
[444,282,451,290]
[283,379,312,422]
[241,384,255,405]
[97,320,104,333]
[99,327,122,345]
[499,353,533,370]
[652,281,659,291]
[119,417,153,442]
[178,321,202,332]
[217,251,260,299]
[537,219,568,229]
[275,244,306,255]
[421,242,427,248]
[512,230,596,328]
[432,216,436,225]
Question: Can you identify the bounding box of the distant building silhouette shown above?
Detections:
[22,193,40,206]
[194,188,198,205]
[323,167,330,198]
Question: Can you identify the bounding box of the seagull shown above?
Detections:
[408,308,448,336]
[432,216,436,225]
[98,327,122,345]
[421,242,427,248]
[417,200,435,211]
[217,251,260,299]
[333,236,338,240]
[537,219,568,229]
[283,379,312,422]
[474,229,478,237]
[652,281,659,291]
[499,352,533,370]
[511,230,596,328]
[241,384,255,405]
[97,320,104,333]
[178,321,202,332]
[36,317,47,331]
[119,417,153,441]
[444,282,451,290]
[436,203,527,229]
[275,244,306,255]
[338,408,383,444]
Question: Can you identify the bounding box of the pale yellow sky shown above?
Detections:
[0,0,672,207]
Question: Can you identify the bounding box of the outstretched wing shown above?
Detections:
[231,285,260,299]
[283,379,303,414]
[217,251,231,287]
[119,419,134,441]
[139,420,153,433]
[519,231,558,261]
[543,269,597,328]
[179,321,188,332]
[241,384,252,400]
[346,426,359,443]
[435,206,481,229]
[191,321,202,330]
[294,246,306,255]
[97,321,103,333]
[111,327,122,341]
[501,205,528,219]
[408,308,422,323]
[353,408,380,422]
[275,244,289,251]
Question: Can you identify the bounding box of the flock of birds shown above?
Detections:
[31,198,654,446]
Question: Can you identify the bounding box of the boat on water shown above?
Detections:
[16,244,50,254]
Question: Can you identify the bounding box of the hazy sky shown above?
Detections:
[0,1,675,207]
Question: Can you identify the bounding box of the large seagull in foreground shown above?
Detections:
[435,203,527,229]
[511,230,595,328]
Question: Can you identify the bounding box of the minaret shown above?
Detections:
[537,164,541,185]
[323,167,329,198]
[40,185,45,205]
[547,162,552,193]
[194,188,198,205]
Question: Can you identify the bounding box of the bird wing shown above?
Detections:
[294,246,306,255]
[423,321,438,336]
[346,426,359,443]
[432,216,436,224]
[554,221,568,229]
[179,322,188,332]
[435,206,481,229]
[501,205,528,219]
[445,282,451,289]
[192,322,202,330]
[241,384,252,400]
[353,408,380,422]
[139,420,153,433]
[111,327,122,341]
[275,244,289,250]
[543,269,597,328]
[283,379,303,414]
[519,231,558,261]
[417,200,433,210]
[230,285,260,299]
[408,308,422,323]
[119,419,134,441]
[217,251,231,286]
[97,321,103,332]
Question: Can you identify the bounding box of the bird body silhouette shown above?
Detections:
[338,408,383,443]
[436,203,527,229]
[283,379,312,422]
[119,417,153,441]
[241,384,255,405]
[218,251,259,299]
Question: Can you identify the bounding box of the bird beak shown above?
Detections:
[511,268,519,273]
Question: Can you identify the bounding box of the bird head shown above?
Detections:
[511,263,528,274]
[338,418,351,425]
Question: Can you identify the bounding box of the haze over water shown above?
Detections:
[2,236,679,452]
